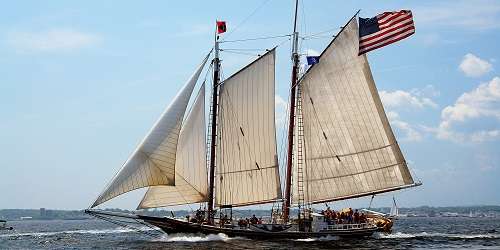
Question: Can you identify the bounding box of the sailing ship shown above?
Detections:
[86,2,421,239]
[389,197,399,219]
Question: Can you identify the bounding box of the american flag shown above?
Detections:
[358,10,415,55]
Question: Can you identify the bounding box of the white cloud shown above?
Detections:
[392,120,423,142]
[305,49,320,56]
[415,0,500,30]
[441,77,500,122]
[420,33,456,47]
[380,89,437,109]
[379,86,439,141]
[412,84,441,98]
[459,53,493,77]
[275,95,288,128]
[386,111,399,120]
[387,111,422,142]
[300,49,321,73]
[474,153,497,172]
[436,77,500,142]
[7,29,100,52]
[470,130,500,143]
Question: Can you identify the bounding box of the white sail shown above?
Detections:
[91,54,210,208]
[292,18,415,205]
[390,196,399,217]
[215,49,281,207]
[138,83,208,209]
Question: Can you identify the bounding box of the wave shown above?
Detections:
[376,232,500,239]
[154,233,235,242]
[295,235,339,242]
[0,227,151,238]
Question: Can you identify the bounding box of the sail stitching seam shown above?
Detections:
[308,162,402,182]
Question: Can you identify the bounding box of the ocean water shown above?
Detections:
[1,217,499,249]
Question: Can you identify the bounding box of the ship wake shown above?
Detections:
[0,227,152,238]
[153,233,237,242]
[376,232,500,239]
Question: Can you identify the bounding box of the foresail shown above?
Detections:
[215,49,281,207]
[138,83,208,209]
[91,54,210,208]
[292,18,415,205]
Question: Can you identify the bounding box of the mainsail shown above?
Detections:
[215,49,282,207]
[138,83,208,209]
[292,18,416,205]
[91,54,209,208]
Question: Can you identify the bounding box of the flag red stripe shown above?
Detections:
[378,11,411,25]
[379,13,413,29]
[377,11,403,20]
[358,10,415,55]
[361,15,413,41]
[377,12,392,20]
[360,26,415,50]
[360,20,414,44]
[359,30,414,55]
[359,31,414,55]
[359,29,415,54]
[377,11,409,24]
[377,12,405,26]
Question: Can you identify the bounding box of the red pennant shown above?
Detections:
[216,21,227,34]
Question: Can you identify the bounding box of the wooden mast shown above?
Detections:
[207,27,220,225]
[283,0,300,223]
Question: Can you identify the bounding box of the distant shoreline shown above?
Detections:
[1,205,499,221]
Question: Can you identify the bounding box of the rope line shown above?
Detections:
[221,50,262,56]
[220,0,272,41]
[89,213,163,238]
[220,34,292,43]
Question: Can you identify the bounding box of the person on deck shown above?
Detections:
[348,208,354,223]
[360,212,367,223]
[221,214,229,226]
[353,209,360,223]
[238,219,245,227]
[250,214,258,224]
[325,207,332,220]
[320,210,327,222]
[328,210,336,224]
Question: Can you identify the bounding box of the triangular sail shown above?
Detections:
[215,49,282,207]
[390,196,399,217]
[138,83,208,209]
[292,18,416,205]
[91,54,210,208]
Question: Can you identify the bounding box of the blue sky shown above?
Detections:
[1,0,499,210]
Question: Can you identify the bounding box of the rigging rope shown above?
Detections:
[220,0,272,41]
[220,34,292,43]
[221,48,269,51]
[302,35,336,40]
[301,27,340,39]
[88,212,163,238]
[220,50,261,56]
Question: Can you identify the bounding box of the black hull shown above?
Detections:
[138,215,377,239]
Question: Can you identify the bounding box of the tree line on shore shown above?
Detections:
[1,205,499,221]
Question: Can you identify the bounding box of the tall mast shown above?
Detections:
[283,0,300,223]
[207,29,220,225]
